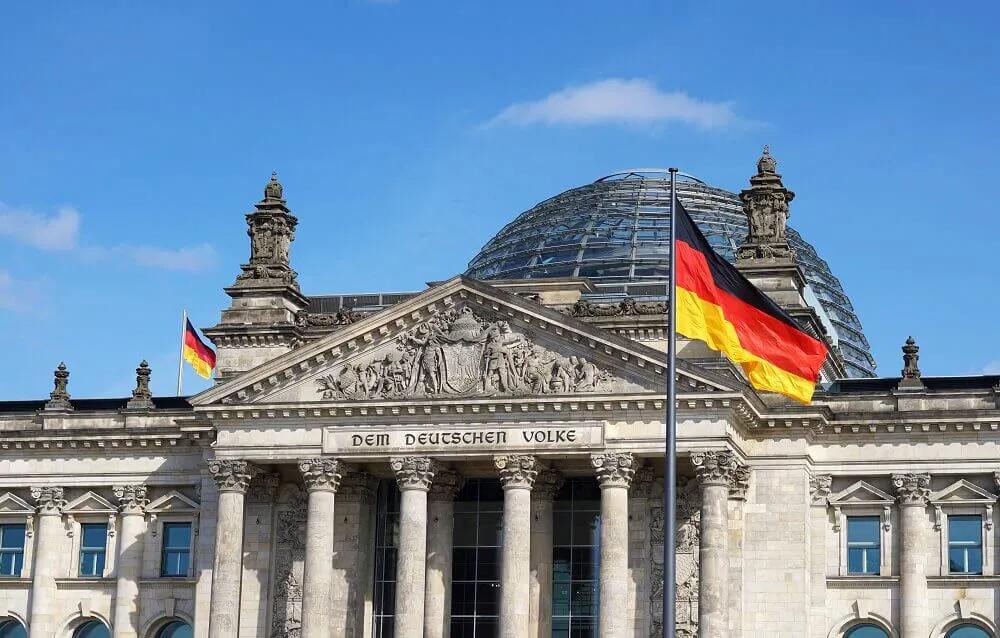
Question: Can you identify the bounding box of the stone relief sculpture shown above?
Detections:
[315,307,639,400]
[649,475,700,638]
[562,297,667,318]
[295,308,368,328]
[736,146,796,261]
[270,485,307,638]
[236,173,300,289]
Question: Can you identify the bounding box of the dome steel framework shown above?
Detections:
[465,170,876,378]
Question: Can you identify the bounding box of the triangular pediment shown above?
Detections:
[828,480,895,506]
[930,479,997,505]
[63,491,116,514]
[0,492,33,514]
[146,490,200,513]
[193,276,743,407]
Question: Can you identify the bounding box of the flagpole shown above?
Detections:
[176,309,187,396]
[663,168,679,638]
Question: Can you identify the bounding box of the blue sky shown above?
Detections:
[2,1,998,400]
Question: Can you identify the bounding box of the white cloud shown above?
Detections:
[487,78,740,129]
[983,360,1000,375]
[121,244,217,272]
[0,270,47,314]
[0,204,80,250]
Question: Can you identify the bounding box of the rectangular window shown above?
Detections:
[160,522,192,577]
[948,514,983,575]
[846,516,880,575]
[0,524,26,576]
[79,523,107,577]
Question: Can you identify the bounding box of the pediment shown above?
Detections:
[828,480,895,506]
[0,492,33,514]
[930,479,997,505]
[193,277,743,407]
[63,491,116,514]
[146,491,200,513]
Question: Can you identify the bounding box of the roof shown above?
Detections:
[0,396,193,414]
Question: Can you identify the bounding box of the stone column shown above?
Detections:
[529,470,563,638]
[112,485,149,638]
[495,454,537,638]
[691,450,740,637]
[391,456,437,638]
[207,460,258,638]
[893,472,930,638]
[808,475,832,638]
[425,469,464,638]
[299,459,343,638]
[28,487,66,637]
[592,453,636,638]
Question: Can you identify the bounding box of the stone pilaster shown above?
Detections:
[808,475,832,638]
[391,456,437,638]
[530,469,563,638]
[243,472,281,637]
[592,453,635,638]
[425,469,464,638]
[28,486,66,636]
[207,460,258,638]
[691,450,741,637]
[893,472,930,638]
[629,467,655,638]
[333,472,378,638]
[298,459,343,638]
[112,485,149,638]
[495,454,537,638]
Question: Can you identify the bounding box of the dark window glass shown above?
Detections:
[449,479,503,638]
[0,619,28,638]
[156,621,193,638]
[373,481,401,638]
[160,523,192,577]
[552,478,600,638]
[844,625,889,638]
[79,524,107,577]
[73,620,110,638]
[0,525,25,577]
[846,516,880,575]
[945,625,992,638]
[948,515,983,575]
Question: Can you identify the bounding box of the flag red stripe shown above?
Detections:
[184,325,216,367]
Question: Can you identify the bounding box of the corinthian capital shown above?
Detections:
[113,484,149,514]
[691,450,742,488]
[495,454,538,489]
[428,469,465,502]
[532,469,565,501]
[390,456,437,491]
[31,486,65,515]
[809,474,833,506]
[592,452,636,488]
[892,473,930,505]
[298,459,343,493]
[207,460,259,494]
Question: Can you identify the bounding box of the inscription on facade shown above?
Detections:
[325,424,602,454]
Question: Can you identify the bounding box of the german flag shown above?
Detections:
[674,200,828,403]
[183,319,216,380]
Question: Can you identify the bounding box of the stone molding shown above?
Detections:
[338,471,379,503]
[298,459,343,493]
[208,460,260,493]
[532,469,565,501]
[691,450,743,487]
[892,472,931,505]
[247,472,282,502]
[113,484,149,514]
[592,452,636,488]
[390,456,437,491]
[428,469,465,502]
[631,465,657,499]
[495,454,538,489]
[31,486,66,515]
[809,474,833,506]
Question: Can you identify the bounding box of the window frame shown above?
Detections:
[944,512,986,576]
[0,522,28,578]
[845,515,882,576]
[0,492,36,579]
[930,479,996,577]
[61,491,119,579]
[159,521,194,578]
[827,480,895,578]
[143,490,201,581]
[78,522,110,578]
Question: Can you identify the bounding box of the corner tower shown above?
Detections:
[203,173,309,379]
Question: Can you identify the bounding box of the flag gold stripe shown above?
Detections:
[183,345,214,379]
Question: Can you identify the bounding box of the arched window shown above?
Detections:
[157,621,193,638]
[845,624,889,638]
[0,619,27,638]
[946,626,992,638]
[73,620,110,638]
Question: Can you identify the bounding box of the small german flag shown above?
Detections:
[674,200,828,403]
[183,319,216,380]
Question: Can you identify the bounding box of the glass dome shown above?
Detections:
[465,170,877,378]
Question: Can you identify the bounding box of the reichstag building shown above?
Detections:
[1,150,998,638]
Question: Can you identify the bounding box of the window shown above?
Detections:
[450,479,504,638]
[372,481,400,638]
[948,515,983,575]
[73,620,110,638]
[79,523,107,577]
[160,523,192,577]
[552,478,601,638]
[0,525,25,577]
[156,620,193,638]
[0,619,27,638]
[946,626,992,638]
[846,516,881,575]
[844,624,889,638]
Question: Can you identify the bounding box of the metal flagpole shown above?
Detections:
[663,168,679,638]
[176,309,187,396]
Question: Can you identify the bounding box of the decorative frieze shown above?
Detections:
[207,460,259,493]
[892,473,931,505]
[532,469,565,501]
[31,486,66,515]
[809,474,833,506]
[298,459,343,493]
[592,452,636,488]
[113,484,149,514]
[495,454,538,489]
[390,456,437,491]
[428,469,465,502]
[562,297,667,318]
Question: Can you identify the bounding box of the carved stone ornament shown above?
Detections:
[562,297,667,318]
[113,484,149,514]
[898,336,924,390]
[532,469,565,501]
[295,308,368,328]
[495,454,538,489]
[235,172,300,289]
[592,452,636,488]
[736,146,796,261]
[675,476,702,552]
[391,456,437,491]
[728,463,752,500]
[631,465,657,499]
[428,469,465,502]
[45,362,73,411]
[809,474,833,506]
[126,360,155,410]
[338,472,379,503]
[691,449,742,487]
[298,459,343,493]
[314,306,639,401]
[892,473,931,505]
[208,460,260,494]
[31,486,66,515]
[247,473,282,503]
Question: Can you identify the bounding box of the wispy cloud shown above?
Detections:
[0,270,49,314]
[0,202,216,273]
[983,360,1000,375]
[487,78,742,130]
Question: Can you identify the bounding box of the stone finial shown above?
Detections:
[428,469,465,502]
[809,474,833,506]
[45,362,73,411]
[126,360,155,410]
[234,172,300,289]
[892,473,931,506]
[298,459,343,493]
[207,460,260,494]
[31,486,66,515]
[390,456,437,491]
[902,336,920,379]
[495,454,538,489]
[264,171,284,201]
[592,452,636,488]
[113,485,149,514]
[736,146,796,262]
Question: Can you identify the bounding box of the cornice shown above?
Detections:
[0,426,213,451]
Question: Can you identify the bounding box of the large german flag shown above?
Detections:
[183,319,216,380]
[674,200,828,403]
